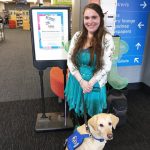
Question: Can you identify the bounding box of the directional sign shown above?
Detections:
[118,55,143,66]
[115,0,150,66]
[121,37,145,55]
[140,1,148,9]
[115,12,148,37]
[117,0,150,12]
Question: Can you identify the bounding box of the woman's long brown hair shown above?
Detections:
[71,3,108,73]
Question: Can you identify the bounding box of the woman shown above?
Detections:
[65,3,114,126]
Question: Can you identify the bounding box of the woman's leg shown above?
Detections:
[70,109,79,127]
[70,109,85,127]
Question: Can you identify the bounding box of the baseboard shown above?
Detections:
[107,82,149,95]
[127,82,143,90]
[127,82,150,94]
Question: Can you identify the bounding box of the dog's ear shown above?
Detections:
[109,114,119,129]
[88,115,98,131]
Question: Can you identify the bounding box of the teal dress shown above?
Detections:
[65,49,107,117]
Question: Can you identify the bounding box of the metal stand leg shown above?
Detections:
[39,70,47,118]
[63,68,67,126]
[35,69,73,132]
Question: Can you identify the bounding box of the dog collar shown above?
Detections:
[90,134,104,142]
[86,124,105,142]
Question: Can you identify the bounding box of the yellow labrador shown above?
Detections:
[65,113,119,150]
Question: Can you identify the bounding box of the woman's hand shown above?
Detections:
[80,80,93,93]
[88,77,98,90]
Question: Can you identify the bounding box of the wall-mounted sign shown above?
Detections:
[115,0,150,67]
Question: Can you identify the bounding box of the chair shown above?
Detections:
[50,67,66,100]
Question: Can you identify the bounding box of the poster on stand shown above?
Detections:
[30,7,70,61]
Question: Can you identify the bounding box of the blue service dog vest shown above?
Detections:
[66,130,90,150]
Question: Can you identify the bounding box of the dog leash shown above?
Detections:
[81,88,105,142]
[82,87,100,131]
[81,91,89,131]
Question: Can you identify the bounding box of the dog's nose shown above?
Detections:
[107,134,113,140]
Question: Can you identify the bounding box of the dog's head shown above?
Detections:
[88,113,119,141]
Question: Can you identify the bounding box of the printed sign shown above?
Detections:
[37,12,64,49]
[115,0,150,66]
[30,8,69,61]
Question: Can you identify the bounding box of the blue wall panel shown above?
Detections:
[115,0,150,66]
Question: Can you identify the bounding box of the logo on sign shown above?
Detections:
[72,136,79,147]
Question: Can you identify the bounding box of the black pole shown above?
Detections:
[63,68,67,126]
[39,70,47,118]
[63,68,67,88]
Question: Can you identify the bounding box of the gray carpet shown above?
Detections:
[0,28,55,102]
[0,97,71,150]
[0,89,150,150]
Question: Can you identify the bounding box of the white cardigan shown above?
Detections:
[67,31,115,88]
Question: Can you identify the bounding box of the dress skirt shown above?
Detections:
[65,49,107,117]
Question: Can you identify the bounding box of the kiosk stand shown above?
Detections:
[36,67,72,131]
[30,6,73,131]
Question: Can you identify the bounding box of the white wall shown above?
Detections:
[141,15,150,86]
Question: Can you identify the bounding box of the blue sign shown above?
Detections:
[115,12,148,37]
[117,0,150,12]
[118,55,143,66]
[121,37,146,56]
[115,0,150,66]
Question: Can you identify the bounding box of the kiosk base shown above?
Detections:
[35,112,73,132]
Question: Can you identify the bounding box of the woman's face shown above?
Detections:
[83,8,100,34]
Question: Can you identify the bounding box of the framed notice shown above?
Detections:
[30,6,70,70]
